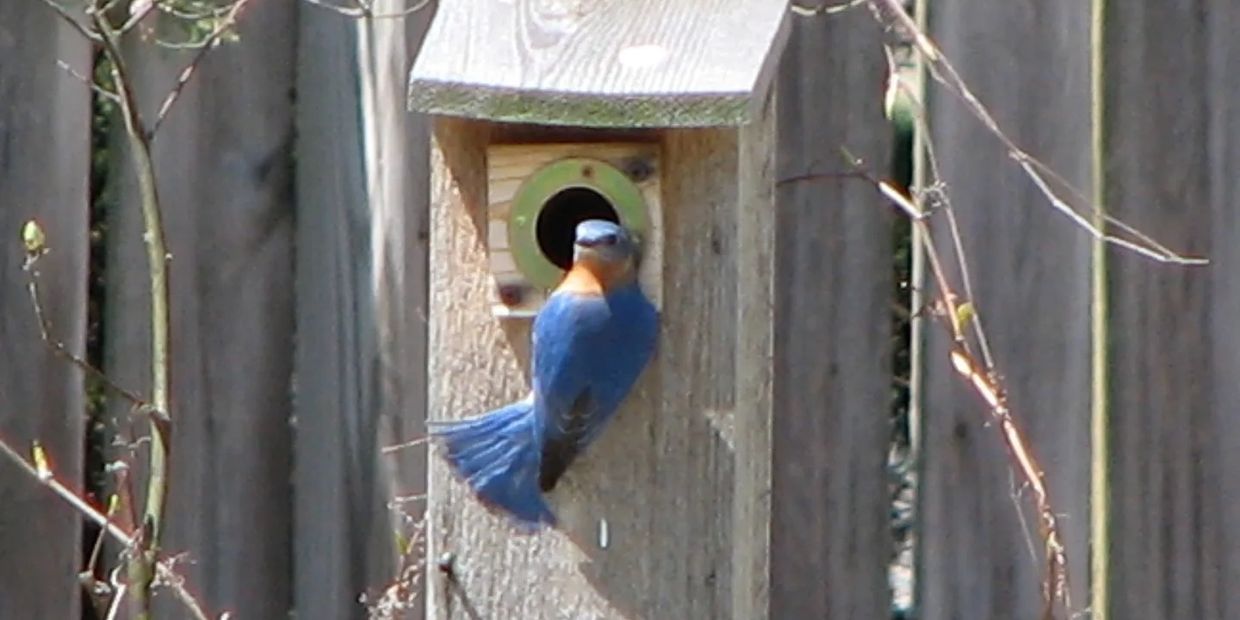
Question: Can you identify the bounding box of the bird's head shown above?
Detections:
[568,219,641,288]
[572,219,637,268]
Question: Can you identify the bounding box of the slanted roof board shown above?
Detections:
[408,0,791,127]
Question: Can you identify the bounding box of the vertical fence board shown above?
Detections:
[919,2,1093,618]
[1102,3,1235,618]
[0,4,89,618]
[293,11,376,619]
[105,4,296,616]
[295,5,430,616]
[1207,8,1240,619]
[358,2,435,615]
[771,9,892,618]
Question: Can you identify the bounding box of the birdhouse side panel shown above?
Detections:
[733,90,776,620]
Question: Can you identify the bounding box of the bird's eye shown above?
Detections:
[599,233,618,246]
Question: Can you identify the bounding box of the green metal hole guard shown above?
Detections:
[508,157,650,290]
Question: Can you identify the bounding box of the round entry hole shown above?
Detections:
[535,187,620,269]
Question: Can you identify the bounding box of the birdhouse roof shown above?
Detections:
[407,1,791,128]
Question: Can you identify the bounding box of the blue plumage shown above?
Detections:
[429,219,658,530]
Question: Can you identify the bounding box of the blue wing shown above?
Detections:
[531,285,657,490]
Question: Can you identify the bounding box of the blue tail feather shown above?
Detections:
[428,400,556,529]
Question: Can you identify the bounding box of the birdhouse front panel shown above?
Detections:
[424,104,779,619]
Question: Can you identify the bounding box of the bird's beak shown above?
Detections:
[572,244,591,263]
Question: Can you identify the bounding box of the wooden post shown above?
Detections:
[411,2,790,617]
[770,8,894,618]
[425,113,781,618]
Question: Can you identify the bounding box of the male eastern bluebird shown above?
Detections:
[429,219,658,530]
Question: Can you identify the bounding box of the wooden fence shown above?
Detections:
[0,1,1237,618]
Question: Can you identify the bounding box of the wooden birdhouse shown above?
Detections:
[409,1,790,617]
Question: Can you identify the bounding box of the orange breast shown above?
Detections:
[557,264,605,295]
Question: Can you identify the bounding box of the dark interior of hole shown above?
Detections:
[535,187,620,269]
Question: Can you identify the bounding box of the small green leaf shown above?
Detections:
[22,220,46,256]
[32,441,52,481]
[953,302,975,334]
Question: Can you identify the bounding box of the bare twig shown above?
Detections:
[835,115,1076,619]
[0,436,209,620]
[813,5,1208,610]
[886,38,1006,422]
[301,0,432,20]
[865,91,1074,620]
[89,491,118,571]
[948,346,1071,617]
[865,156,1076,616]
[92,0,127,19]
[364,512,428,618]
[939,192,996,370]
[791,0,868,16]
[43,0,102,41]
[866,0,1207,267]
[83,10,176,615]
[35,0,249,616]
[155,0,233,22]
[387,493,427,507]
[81,488,122,616]
[381,436,429,454]
[56,59,122,103]
[23,248,154,415]
[1088,1,1110,615]
[118,0,158,35]
[149,0,253,137]
[834,162,962,343]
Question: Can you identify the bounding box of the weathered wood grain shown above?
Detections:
[770,8,893,618]
[1206,9,1240,619]
[409,0,791,126]
[292,3,434,617]
[919,1,1093,617]
[1100,3,1238,618]
[733,89,775,620]
[292,12,378,615]
[357,2,435,617]
[105,3,296,616]
[294,3,434,616]
[426,114,774,616]
[0,4,90,617]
